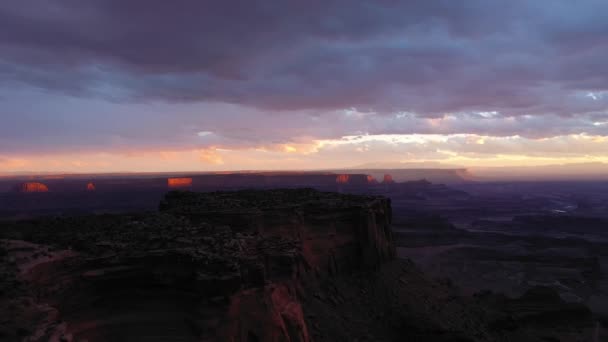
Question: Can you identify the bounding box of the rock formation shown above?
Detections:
[334,174,370,187]
[382,174,394,184]
[159,189,395,273]
[13,182,49,193]
[0,189,394,341]
[0,189,601,341]
[86,182,96,191]
[167,177,193,188]
[334,168,472,184]
[335,174,350,184]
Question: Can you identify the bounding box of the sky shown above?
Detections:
[1,0,608,173]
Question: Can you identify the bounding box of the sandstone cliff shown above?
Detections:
[0,189,394,341]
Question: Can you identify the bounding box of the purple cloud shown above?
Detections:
[0,0,608,158]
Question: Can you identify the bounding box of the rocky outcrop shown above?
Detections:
[13,182,49,193]
[167,177,193,188]
[0,189,600,341]
[86,182,96,191]
[335,174,349,184]
[0,189,394,341]
[333,174,370,187]
[335,168,472,183]
[159,188,395,274]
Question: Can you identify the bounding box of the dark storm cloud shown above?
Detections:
[1,0,607,116]
[1,0,608,160]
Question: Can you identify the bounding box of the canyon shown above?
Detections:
[0,188,602,341]
[0,189,394,341]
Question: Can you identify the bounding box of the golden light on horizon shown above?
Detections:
[2,133,608,175]
[284,145,297,153]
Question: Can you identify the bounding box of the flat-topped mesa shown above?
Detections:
[335,173,370,186]
[160,188,395,274]
[167,177,193,188]
[86,182,96,191]
[13,182,49,193]
[335,174,350,184]
[2,188,394,341]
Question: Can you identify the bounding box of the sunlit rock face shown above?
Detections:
[335,174,350,184]
[367,175,378,184]
[167,177,193,188]
[14,182,49,193]
[86,182,96,191]
[382,174,394,184]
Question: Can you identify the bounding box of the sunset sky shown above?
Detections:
[1,1,608,173]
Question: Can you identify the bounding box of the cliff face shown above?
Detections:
[0,189,597,341]
[335,174,349,184]
[0,189,394,342]
[382,174,394,184]
[14,182,49,193]
[167,177,193,188]
[160,188,395,275]
[336,168,472,183]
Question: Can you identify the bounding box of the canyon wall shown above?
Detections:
[1,188,394,341]
[1,188,596,341]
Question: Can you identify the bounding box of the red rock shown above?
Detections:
[382,174,394,184]
[86,182,96,191]
[167,177,193,188]
[14,182,49,193]
[221,284,310,342]
[335,174,350,184]
[3,189,394,341]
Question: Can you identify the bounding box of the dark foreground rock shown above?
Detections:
[0,189,603,341]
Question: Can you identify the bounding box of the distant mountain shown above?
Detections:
[331,168,474,184]
[339,161,473,183]
[350,161,463,169]
[470,162,608,181]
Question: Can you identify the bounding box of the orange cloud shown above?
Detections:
[4,133,608,174]
[159,151,179,160]
[199,148,224,165]
[0,157,30,170]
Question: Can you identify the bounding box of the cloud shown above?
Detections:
[5,133,608,173]
[1,0,607,116]
[0,156,30,170]
[199,148,224,165]
[1,0,608,168]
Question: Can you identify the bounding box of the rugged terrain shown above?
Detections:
[0,188,603,341]
[389,181,608,341]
